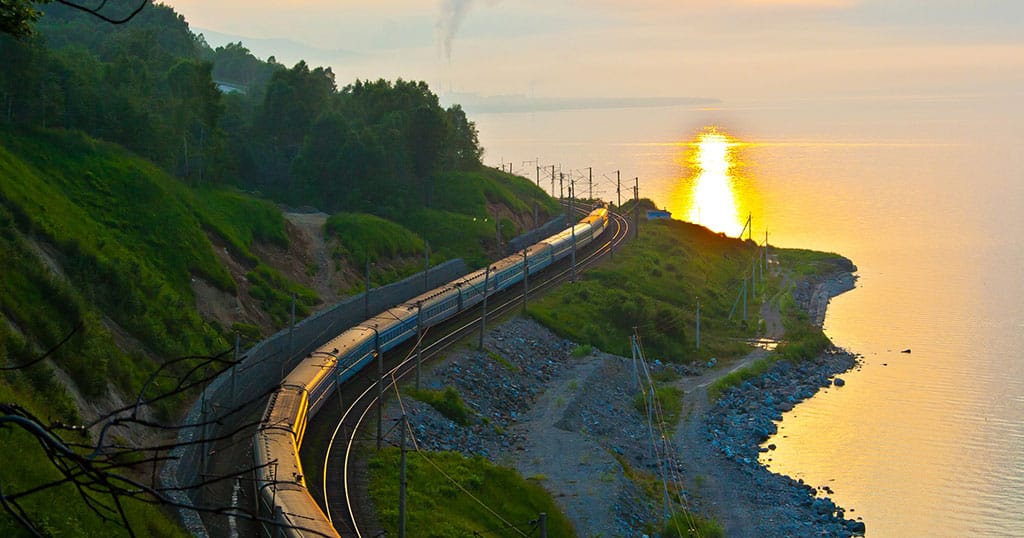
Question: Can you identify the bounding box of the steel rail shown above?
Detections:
[324,207,631,537]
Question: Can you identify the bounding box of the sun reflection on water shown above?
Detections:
[684,128,744,237]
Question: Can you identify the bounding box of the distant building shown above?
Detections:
[646,210,672,220]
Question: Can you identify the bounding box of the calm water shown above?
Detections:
[470,99,1024,536]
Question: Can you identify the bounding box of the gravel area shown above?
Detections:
[376,266,865,537]
[382,319,700,537]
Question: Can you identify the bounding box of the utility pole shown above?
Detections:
[742,276,748,322]
[550,165,555,196]
[479,266,490,350]
[522,249,529,313]
[570,182,577,282]
[423,240,430,292]
[375,326,383,450]
[288,292,295,354]
[364,258,371,319]
[231,332,239,406]
[495,216,502,255]
[751,257,757,298]
[633,177,640,239]
[415,302,423,390]
[559,172,564,200]
[765,229,769,284]
[587,166,593,200]
[399,414,408,538]
[616,170,621,209]
[535,163,540,187]
[696,299,701,351]
[539,513,547,538]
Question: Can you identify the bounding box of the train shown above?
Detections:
[253,205,609,537]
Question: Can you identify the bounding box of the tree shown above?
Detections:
[1,1,150,39]
[0,0,44,38]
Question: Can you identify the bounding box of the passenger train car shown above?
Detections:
[253,206,609,537]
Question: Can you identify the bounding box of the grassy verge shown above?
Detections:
[407,386,473,426]
[367,448,575,537]
[634,384,684,434]
[529,218,764,364]
[0,381,188,537]
[662,510,726,538]
[705,246,848,400]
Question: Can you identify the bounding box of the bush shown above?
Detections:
[408,386,472,425]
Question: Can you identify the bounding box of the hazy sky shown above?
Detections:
[167,0,1023,108]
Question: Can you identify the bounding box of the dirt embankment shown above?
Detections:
[191,211,355,335]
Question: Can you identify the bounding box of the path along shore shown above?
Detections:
[372,265,864,537]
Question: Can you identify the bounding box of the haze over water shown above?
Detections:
[168,0,1024,534]
[472,96,1024,536]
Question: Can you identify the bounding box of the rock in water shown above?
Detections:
[834,378,846,387]
[901,348,911,353]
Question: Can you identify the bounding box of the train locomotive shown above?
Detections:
[253,206,609,537]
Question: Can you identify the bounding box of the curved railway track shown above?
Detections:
[320,206,631,537]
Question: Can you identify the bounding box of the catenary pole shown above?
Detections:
[415,302,423,390]
[364,257,371,319]
[522,249,529,313]
[633,177,640,239]
[479,266,490,350]
[570,182,577,282]
[616,170,621,209]
[399,414,407,538]
[375,326,383,450]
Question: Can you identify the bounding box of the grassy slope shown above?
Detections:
[530,218,762,364]
[367,448,575,538]
[0,126,561,536]
[0,126,313,536]
[706,247,850,400]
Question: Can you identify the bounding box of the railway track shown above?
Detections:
[317,206,632,537]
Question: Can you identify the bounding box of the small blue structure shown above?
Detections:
[646,210,672,220]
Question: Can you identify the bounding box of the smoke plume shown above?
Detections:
[437,0,475,61]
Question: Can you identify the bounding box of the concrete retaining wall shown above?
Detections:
[161,258,467,536]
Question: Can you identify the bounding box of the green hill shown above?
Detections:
[0,121,558,535]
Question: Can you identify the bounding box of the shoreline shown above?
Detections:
[369,265,865,536]
[698,267,865,536]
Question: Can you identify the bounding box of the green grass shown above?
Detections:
[706,326,831,401]
[776,247,848,277]
[431,168,559,218]
[397,208,498,268]
[661,510,725,538]
[634,385,684,433]
[487,350,520,373]
[325,212,425,263]
[367,448,574,538]
[529,218,761,364]
[191,186,289,263]
[570,344,593,358]
[0,380,188,537]
[0,126,228,366]
[245,264,319,326]
[407,386,473,426]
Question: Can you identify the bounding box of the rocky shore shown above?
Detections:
[704,349,866,537]
[379,267,865,537]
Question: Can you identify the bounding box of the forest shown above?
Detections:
[0,2,484,214]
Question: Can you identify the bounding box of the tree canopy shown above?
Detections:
[0,2,485,213]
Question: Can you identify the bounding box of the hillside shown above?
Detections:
[0,123,556,535]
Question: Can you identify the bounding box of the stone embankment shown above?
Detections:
[380,265,866,537]
[704,349,866,537]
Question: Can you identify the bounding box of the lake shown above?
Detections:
[470,96,1024,536]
